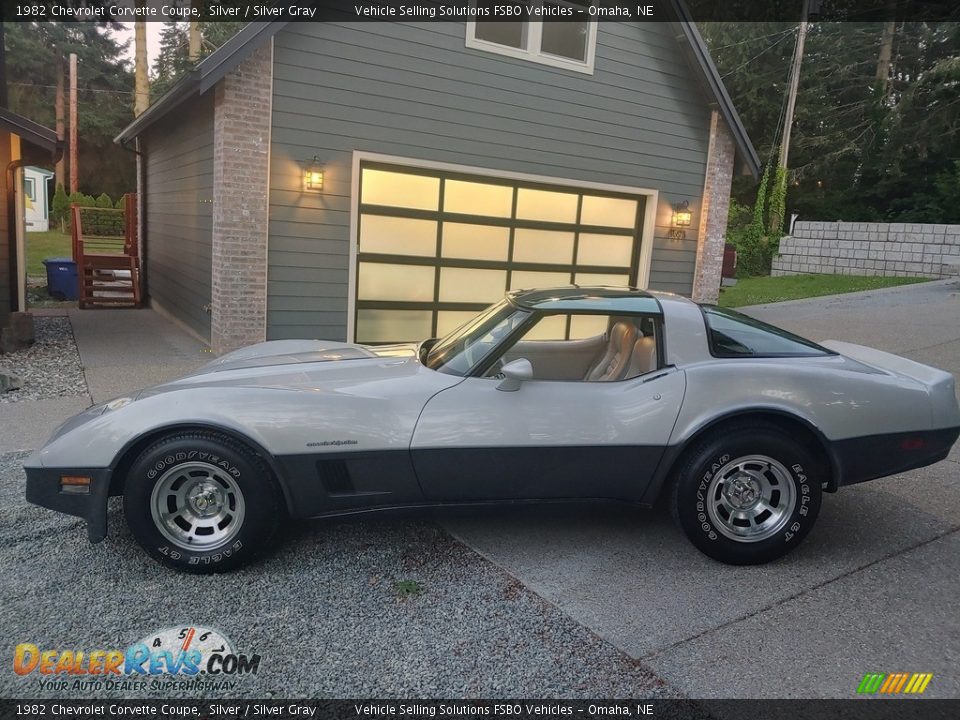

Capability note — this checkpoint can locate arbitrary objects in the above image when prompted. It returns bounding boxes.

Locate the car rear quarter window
[700,306,833,358]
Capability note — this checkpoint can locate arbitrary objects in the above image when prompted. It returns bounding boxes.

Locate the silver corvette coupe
[25,287,960,573]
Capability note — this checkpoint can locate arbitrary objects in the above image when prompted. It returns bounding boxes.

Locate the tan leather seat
[625,336,657,378]
[585,321,638,382]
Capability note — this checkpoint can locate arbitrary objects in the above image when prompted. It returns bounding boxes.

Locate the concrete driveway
[445,278,960,698]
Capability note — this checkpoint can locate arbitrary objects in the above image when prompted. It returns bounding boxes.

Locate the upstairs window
[467,0,598,74]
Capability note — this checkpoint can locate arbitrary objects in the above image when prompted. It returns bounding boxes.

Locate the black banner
[2,0,960,24]
[2,700,960,720]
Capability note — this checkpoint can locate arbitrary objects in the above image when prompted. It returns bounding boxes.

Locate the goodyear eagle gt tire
[123,431,282,573]
[672,423,823,565]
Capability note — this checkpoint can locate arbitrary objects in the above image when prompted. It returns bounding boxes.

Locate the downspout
[116,135,146,299]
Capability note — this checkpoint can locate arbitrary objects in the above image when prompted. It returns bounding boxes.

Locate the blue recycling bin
[43,257,79,301]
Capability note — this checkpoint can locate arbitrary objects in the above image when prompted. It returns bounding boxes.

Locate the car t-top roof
[508,287,662,315]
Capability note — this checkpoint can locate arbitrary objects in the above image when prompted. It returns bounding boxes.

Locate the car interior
[493,315,659,382]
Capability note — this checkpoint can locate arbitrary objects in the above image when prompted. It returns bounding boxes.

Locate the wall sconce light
[303,156,324,192]
[670,200,691,241]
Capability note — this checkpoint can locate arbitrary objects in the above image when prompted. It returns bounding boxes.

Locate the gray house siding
[142,95,215,341]
[268,21,711,341]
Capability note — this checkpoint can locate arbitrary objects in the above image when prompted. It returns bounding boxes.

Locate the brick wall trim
[210,39,273,354]
[692,111,736,304]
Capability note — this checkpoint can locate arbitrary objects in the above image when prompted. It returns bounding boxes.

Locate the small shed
[24,166,54,232]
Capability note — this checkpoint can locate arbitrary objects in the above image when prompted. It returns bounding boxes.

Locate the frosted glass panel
[570,314,609,339]
[361,169,439,210]
[357,310,432,343]
[359,215,437,257]
[523,315,568,341]
[439,268,507,303]
[359,262,435,302]
[442,223,510,261]
[436,310,478,337]
[512,229,574,264]
[576,233,634,267]
[444,180,513,217]
[510,270,571,290]
[516,188,578,223]
[580,196,638,228]
[575,272,630,287]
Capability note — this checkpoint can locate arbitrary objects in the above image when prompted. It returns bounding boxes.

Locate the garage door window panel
[357,164,645,343]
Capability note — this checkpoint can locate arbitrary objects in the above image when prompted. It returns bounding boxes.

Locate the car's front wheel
[123,431,282,573]
[671,423,823,565]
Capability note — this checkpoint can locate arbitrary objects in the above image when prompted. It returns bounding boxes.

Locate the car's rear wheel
[671,423,823,565]
[123,431,282,573]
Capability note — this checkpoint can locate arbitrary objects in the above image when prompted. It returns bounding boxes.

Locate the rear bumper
[833,426,960,487]
[24,464,113,543]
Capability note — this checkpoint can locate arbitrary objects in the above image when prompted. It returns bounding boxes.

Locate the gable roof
[0,106,61,154]
[115,9,760,178]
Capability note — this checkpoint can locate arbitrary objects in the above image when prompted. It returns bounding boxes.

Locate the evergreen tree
[151,21,191,99]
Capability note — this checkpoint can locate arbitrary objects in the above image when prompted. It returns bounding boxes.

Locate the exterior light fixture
[304,156,324,192]
[670,200,691,241]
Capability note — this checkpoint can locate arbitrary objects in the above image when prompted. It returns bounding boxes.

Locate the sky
[112,22,165,68]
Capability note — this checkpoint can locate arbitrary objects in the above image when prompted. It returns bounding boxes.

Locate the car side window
[701,306,832,357]
[486,313,659,382]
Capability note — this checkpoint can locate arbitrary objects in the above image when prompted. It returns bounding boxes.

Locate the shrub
[51,183,70,230]
[95,192,113,208]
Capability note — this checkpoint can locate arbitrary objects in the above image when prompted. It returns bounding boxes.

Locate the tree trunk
[875,18,897,99]
[134,19,149,117]
[188,21,201,60]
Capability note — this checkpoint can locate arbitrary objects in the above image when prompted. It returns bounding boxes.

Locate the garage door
[355,163,646,344]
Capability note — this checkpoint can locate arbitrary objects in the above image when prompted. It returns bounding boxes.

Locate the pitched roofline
[114,22,288,144]
[670,1,761,178]
[0,106,61,154]
[114,14,760,179]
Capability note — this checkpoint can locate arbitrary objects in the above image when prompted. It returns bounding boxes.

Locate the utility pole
[770,0,811,234]
[778,0,811,174]
[69,52,78,194]
[134,19,149,116]
[55,55,65,188]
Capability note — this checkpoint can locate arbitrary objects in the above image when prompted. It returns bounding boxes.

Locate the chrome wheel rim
[150,462,245,551]
[706,454,796,543]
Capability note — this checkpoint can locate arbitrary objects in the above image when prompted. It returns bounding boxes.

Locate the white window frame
[466,0,598,75]
[24,177,36,202]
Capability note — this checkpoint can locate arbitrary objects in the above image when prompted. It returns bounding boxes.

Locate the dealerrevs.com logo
[13,626,260,693]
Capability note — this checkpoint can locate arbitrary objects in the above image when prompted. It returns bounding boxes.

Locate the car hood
[137,340,426,397]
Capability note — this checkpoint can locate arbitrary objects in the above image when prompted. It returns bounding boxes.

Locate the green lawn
[25,230,71,276]
[718,273,929,308]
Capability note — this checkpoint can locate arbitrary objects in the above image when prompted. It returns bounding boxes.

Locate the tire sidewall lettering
[695,454,729,541]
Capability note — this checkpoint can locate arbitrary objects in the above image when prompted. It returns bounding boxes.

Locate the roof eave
[114,21,287,145]
[670,2,761,179]
[0,107,61,154]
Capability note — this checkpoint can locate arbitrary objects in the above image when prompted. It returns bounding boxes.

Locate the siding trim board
[346,150,658,343]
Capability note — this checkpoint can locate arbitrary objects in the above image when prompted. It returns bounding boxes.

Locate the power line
[9,82,133,95]
[720,28,797,80]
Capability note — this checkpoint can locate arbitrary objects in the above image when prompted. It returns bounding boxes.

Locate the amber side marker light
[61,476,91,494]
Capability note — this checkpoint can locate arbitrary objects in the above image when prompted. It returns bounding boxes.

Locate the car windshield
[701,305,832,357]
[424,300,531,375]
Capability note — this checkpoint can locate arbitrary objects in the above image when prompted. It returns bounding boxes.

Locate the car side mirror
[497,358,533,392]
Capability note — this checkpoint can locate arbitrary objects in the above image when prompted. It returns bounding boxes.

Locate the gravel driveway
[0,450,678,699]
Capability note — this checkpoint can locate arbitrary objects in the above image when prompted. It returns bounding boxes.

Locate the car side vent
[317,459,355,495]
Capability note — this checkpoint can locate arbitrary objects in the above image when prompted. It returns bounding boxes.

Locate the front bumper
[24,464,113,542]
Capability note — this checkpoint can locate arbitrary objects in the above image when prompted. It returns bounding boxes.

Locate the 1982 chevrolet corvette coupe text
[25,287,960,572]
